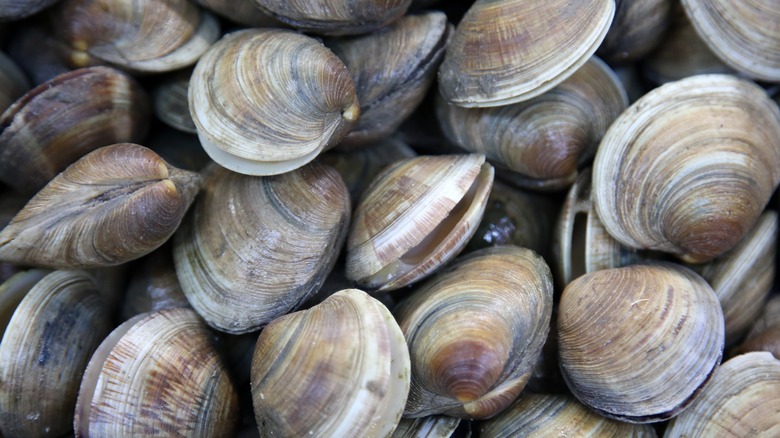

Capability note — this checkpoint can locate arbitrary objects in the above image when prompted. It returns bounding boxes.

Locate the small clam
[75,308,239,437]
[558,263,724,423]
[438,0,615,107]
[174,162,350,334]
[0,67,150,194]
[189,28,359,176]
[665,352,780,436]
[346,154,493,291]
[53,0,220,73]
[251,289,410,437]
[0,270,113,438]
[593,74,780,263]
[0,144,201,269]
[395,246,553,419]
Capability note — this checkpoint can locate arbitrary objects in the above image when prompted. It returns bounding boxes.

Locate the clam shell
[438,0,615,107]
[665,352,780,436]
[152,68,196,134]
[251,289,410,437]
[391,416,460,438]
[0,144,201,269]
[120,245,189,322]
[252,0,412,35]
[174,162,350,334]
[0,0,58,20]
[346,154,493,291]
[0,270,112,438]
[593,74,780,263]
[558,263,724,423]
[189,28,359,176]
[0,67,150,195]
[395,246,553,419]
[75,308,239,437]
[597,0,672,64]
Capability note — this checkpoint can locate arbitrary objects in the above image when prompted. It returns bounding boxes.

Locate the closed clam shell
[438,56,627,189]
[682,0,780,81]
[0,67,150,195]
[478,394,657,438]
[75,308,239,437]
[395,246,553,419]
[665,352,780,436]
[54,0,220,73]
[558,263,724,423]
[327,11,451,148]
[346,154,494,291]
[0,144,202,269]
[438,0,615,107]
[251,0,412,35]
[593,74,780,263]
[251,289,410,437]
[174,162,350,334]
[189,28,359,176]
[0,270,113,438]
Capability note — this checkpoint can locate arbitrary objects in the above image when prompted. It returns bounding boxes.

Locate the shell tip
[342,102,360,122]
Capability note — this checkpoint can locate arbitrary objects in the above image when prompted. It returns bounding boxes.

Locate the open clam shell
[346,154,493,291]
[251,289,410,437]
[593,74,780,263]
[558,263,724,423]
[189,28,359,176]
[438,0,615,107]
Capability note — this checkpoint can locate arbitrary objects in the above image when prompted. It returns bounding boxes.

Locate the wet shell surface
[395,246,553,419]
[558,263,724,423]
[75,308,239,437]
[174,162,350,334]
[0,144,201,269]
[592,74,780,263]
[346,154,493,291]
[189,28,359,176]
[438,0,615,107]
[252,0,412,35]
[251,289,410,437]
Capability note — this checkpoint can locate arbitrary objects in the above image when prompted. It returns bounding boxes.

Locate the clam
[346,154,494,291]
[0,51,27,114]
[682,0,780,81]
[478,394,657,437]
[53,0,220,74]
[0,270,113,438]
[327,11,451,148]
[251,289,410,437]
[438,0,615,107]
[558,263,725,423]
[251,0,412,35]
[0,67,150,195]
[189,28,359,176]
[665,352,780,436]
[173,162,350,334]
[152,68,197,134]
[593,74,780,263]
[437,56,627,190]
[75,308,239,437]
[0,143,201,269]
[391,416,460,438]
[597,0,672,64]
[394,246,553,419]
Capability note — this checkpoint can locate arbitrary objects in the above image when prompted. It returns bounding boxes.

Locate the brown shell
[597,0,672,64]
[0,144,201,269]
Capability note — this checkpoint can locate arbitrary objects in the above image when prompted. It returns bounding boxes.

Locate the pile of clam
[0,0,779,436]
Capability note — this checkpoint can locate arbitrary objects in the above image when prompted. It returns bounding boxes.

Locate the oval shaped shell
[252,0,412,35]
[593,74,780,263]
[189,28,359,176]
[0,144,202,269]
[438,56,627,188]
[395,246,553,419]
[346,154,493,291]
[75,308,239,437]
[0,67,150,195]
[558,263,724,423]
[665,352,780,436]
[174,162,350,334]
[251,289,410,437]
[54,0,220,73]
[682,0,780,81]
[0,270,112,438]
[478,394,657,438]
[438,0,615,107]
